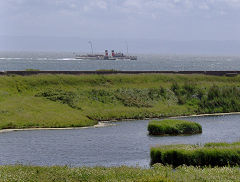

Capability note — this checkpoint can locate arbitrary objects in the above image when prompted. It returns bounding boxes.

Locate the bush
[198,86,240,113]
[148,119,202,135]
[170,82,204,105]
[151,142,240,167]
[36,88,81,110]
[88,88,168,107]
[89,89,116,104]
[115,88,153,107]
[169,82,240,113]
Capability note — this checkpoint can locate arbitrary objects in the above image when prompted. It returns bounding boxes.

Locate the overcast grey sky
[1,0,240,53]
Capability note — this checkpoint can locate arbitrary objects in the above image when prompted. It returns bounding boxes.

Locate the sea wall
[0,70,239,76]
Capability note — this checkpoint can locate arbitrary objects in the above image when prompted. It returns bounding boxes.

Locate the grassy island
[1,73,240,129]
[151,142,240,167]
[148,119,202,135]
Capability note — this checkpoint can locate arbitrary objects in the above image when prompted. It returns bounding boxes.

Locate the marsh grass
[1,74,240,129]
[148,119,202,135]
[0,164,239,182]
[151,142,240,167]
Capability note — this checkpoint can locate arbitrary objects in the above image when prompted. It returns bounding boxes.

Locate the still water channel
[0,114,239,167]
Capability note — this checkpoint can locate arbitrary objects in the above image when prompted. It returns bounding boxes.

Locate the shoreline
[0,112,240,134]
[169,112,240,118]
[0,121,115,134]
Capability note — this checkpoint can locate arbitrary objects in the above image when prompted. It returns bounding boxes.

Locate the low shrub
[35,88,81,110]
[115,88,153,107]
[89,89,116,104]
[151,142,240,167]
[88,88,168,108]
[148,119,202,135]
[198,86,240,113]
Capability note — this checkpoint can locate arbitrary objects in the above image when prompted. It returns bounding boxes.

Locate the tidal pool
[0,114,239,167]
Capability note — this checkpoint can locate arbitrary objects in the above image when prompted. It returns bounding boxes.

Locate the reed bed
[151,142,240,167]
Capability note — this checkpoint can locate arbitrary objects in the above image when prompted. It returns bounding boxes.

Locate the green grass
[148,119,202,135]
[151,142,240,167]
[1,74,240,129]
[0,96,95,129]
[0,164,239,182]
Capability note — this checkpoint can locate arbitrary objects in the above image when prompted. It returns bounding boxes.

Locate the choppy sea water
[1,51,240,71]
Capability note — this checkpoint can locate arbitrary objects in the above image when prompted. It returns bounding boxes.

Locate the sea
[0,51,240,71]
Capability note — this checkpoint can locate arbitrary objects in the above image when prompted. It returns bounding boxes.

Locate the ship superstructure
[111,50,137,60]
[76,50,137,60]
[75,41,137,60]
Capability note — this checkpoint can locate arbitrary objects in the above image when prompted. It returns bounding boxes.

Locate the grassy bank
[151,142,240,167]
[1,74,240,129]
[0,164,239,182]
[148,119,202,135]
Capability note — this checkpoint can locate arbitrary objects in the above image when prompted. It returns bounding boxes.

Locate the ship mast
[88,41,93,55]
[125,41,129,55]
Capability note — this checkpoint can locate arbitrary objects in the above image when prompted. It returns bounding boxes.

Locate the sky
[1,0,240,54]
